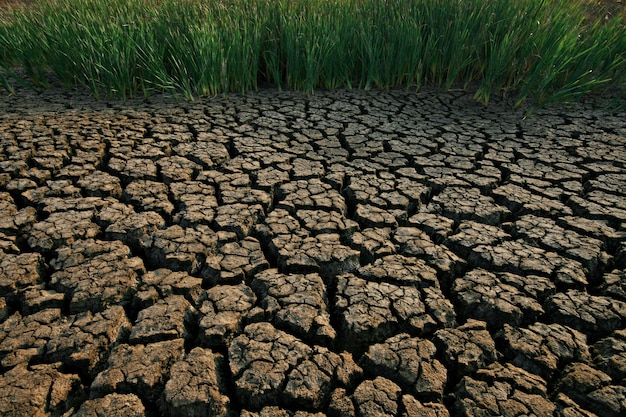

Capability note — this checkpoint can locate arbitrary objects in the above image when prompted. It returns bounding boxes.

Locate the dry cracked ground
[0,85,625,417]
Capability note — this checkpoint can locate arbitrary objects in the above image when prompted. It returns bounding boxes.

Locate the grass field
[0,0,624,109]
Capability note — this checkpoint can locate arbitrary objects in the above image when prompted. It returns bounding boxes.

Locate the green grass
[0,0,624,108]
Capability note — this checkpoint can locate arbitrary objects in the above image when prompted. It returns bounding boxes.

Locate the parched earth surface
[0,85,625,417]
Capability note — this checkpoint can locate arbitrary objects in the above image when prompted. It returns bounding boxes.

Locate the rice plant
[0,0,623,107]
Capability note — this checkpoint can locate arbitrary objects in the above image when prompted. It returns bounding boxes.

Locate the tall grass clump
[276,0,357,91]
[0,11,13,93]
[0,0,624,107]
[0,0,171,98]
[504,0,625,108]
[355,0,425,90]
[156,0,265,98]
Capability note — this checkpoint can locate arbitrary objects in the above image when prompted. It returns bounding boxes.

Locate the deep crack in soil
[1,85,625,417]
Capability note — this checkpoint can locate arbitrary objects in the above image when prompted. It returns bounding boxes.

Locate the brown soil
[0,0,31,9]
[583,0,626,22]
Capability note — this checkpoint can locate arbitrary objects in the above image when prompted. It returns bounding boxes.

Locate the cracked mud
[1,86,625,417]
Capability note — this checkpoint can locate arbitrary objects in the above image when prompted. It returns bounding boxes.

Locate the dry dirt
[0,81,625,416]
